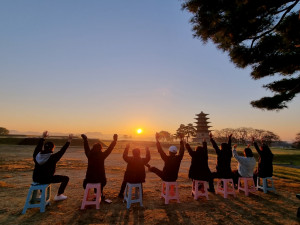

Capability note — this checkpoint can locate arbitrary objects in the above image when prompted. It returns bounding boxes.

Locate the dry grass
[0,144,299,225]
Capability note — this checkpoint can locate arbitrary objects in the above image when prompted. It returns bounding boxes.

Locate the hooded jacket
[123,147,150,183]
[32,138,70,183]
[157,140,185,182]
[83,138,116,183]
[186,141,212,181]
[232,148,256,177]
[253,142,273,177]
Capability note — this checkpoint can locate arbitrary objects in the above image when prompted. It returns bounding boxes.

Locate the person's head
[92,143,102,152]
[221,143,229,151]
[195,146,204,152]
[132,148,141,158]
[169,146,177,156]
[244,147,253,157]
[44,142,55,153]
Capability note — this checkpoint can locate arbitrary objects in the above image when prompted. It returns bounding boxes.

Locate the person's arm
[156,133,167,161]
[209,133,220,154]
[33,131,48,159]
[81,134,90,158]
[103,134,118,159]
[185,143,194,157]
[52,134,73,162]
[203,139,208,159]
[252,137,261,155]
[123,144,130,163]
[178,139,185,160]
[143,147,151,164]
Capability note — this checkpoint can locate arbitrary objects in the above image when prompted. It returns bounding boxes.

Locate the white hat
[169,146,178,153]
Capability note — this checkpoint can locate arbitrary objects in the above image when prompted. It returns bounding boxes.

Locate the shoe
[54,194,67,201]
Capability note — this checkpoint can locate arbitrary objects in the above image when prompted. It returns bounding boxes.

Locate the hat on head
[169,146,178,153]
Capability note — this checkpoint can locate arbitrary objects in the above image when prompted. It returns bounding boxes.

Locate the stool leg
[224,181,228,198]
[22,187,33,214]
[81,188,89,210]
[165,184,170,204]
[40,187,46,213]
[176,184,180,203]
[139,185,143,207]
[263,178,268,193]
[127,186,132,209]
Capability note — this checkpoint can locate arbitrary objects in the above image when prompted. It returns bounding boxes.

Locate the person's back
[85,150,106,183]
[148,133,184,182]
[253,140,273,177]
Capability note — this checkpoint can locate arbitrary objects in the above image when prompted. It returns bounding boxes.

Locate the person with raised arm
[209,132,233,188]
[185,139,215,191]
[252,137,274,185]
[32,131,73,201]
[232,144,256,188]
[81,133,118,200]
[118,144,150,198]
[147,133,184,182]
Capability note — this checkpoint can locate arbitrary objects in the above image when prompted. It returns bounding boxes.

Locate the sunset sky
[1,1,299,141]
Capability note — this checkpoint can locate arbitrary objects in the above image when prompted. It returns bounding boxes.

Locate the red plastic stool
[81,183,101,209]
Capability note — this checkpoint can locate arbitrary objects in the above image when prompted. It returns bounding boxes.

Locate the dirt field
[0,143,300,225]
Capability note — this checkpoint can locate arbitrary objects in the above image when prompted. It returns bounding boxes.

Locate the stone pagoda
[192,111,212,142]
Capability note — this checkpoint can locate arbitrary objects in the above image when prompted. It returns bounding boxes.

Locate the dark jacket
[254,142,273,177]
[210,136,232,178]
[157,141,184,182]
[33,138,70,183]
[123,147,150,183]
[186,141,212,181]
[84,139,116,183]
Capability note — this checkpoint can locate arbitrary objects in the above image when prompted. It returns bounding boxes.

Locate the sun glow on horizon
[137,128,143,134]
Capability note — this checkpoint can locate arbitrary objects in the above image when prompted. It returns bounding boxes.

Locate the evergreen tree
[182,0,300,110]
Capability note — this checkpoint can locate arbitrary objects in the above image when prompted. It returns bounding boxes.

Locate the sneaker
[54,194,68,201]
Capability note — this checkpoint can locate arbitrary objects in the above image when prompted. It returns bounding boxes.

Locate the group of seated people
[31,131,273,201]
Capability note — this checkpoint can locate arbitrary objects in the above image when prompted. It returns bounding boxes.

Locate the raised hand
[42,131,49,138]
[68,134,73,142]
[155,132,160,142]
[113,134,118,141]
[81,134,87,140]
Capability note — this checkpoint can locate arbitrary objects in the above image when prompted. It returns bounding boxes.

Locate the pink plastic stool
[238,177,256,196]
[216,178,236,198]
[161,181,180,204]
[81,183,101,210]
[192,180,209,200]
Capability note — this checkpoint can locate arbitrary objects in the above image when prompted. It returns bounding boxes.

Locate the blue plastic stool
[123,183,143,209]
[257,177,276,193]
[22,183,51,214]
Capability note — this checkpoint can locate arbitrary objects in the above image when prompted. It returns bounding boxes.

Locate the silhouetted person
[118,144,150,198]
[252,137,273,185]
[81,133,117,200]
[147,133,184,182]
[33,131,73,201]
[232,144,256,187]
[185,139,215,192]
[210,132,233,185]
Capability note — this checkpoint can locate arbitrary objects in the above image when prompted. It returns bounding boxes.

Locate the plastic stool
[238,177,256,196]
[22,183,51,214]
[192,180,209,200]
[161,181,180,204]
[216,178,236,198]
[257,177,276,193]
[123,183,143,209]
[81,183,101,209]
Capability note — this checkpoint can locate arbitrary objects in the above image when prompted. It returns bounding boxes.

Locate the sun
[137,128,143,134]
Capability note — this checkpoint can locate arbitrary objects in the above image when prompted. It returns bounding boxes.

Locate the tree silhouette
[182,0,300,110]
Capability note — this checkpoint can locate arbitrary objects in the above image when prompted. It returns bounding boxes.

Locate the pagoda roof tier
[196,112,209,116]
[194,118,210,120]
[195,121,211,124]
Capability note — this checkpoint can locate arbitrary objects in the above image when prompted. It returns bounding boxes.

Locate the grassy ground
[0,142,300,225]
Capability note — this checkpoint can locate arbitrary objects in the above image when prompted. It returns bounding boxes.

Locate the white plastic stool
[123,183,143,209]
[161,181,180,204]
[257,177,276,193]
[216,178,236,198]
[238,177,256,196]
[192,180,209,200]
[81,183,101,209]
[22,183,51,214]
